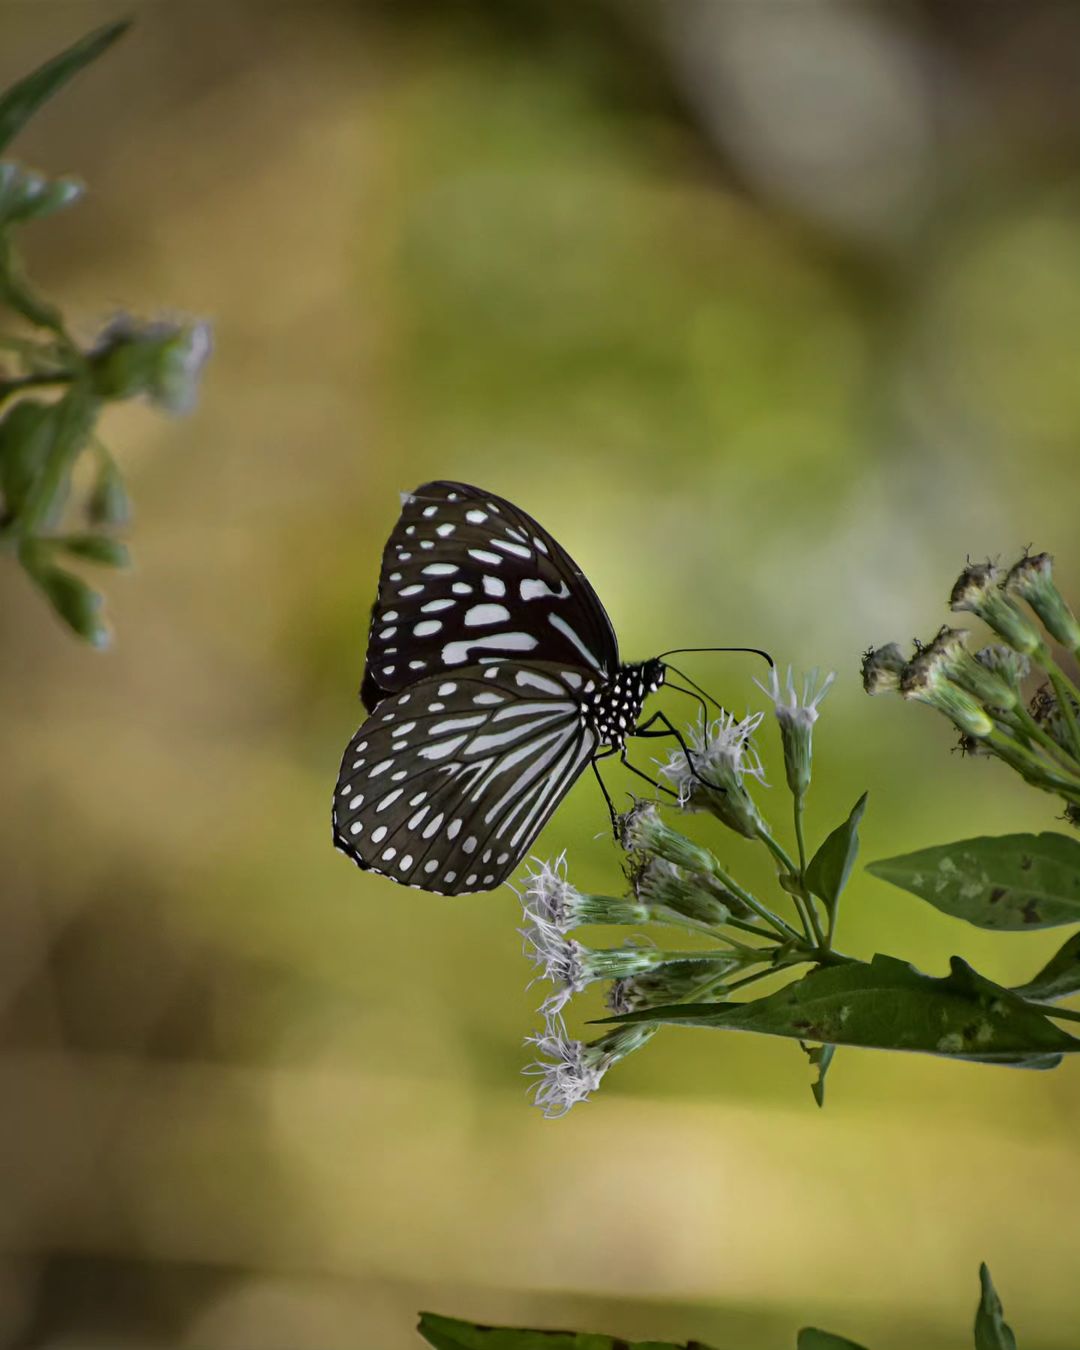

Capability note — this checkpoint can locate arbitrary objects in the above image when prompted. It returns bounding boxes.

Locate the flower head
[90,315,213,415]
[518,854,648,934]
[755,666,836,796]
[520,910,668,1014]
[976,644,1031,691]
[949,561,1047,657]
[523,1015,657,1117]
[861,643,907,695]
[1004,552,1080,653]
[658,713,766,837]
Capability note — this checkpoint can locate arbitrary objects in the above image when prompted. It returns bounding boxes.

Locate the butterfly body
[333,482,672,896]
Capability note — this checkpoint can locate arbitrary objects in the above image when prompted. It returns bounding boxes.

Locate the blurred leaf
[57,532,129,567]
[974,1265,1018,1350]
[806,790,867,913]
[19,542,108,646]
[797,1331,870,1350]
[417,1314,719,1350]
[867,833,1080,930]
[0,397,51,518]
[605,954,1080,1063]
[801,1041,835,1108]
[0,163,83,227]
[0,20,130,154]
[1012,932,1080,1003]
[87,454,131,526]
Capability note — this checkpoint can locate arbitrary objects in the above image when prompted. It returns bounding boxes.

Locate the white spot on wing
[414,620,442,637]
[423,563,458,576]
[468,549,501,566]
[482,576,506,597]
[465,603,510,627]
[442,632,538,665]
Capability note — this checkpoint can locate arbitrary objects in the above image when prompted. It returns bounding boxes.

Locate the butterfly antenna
[658,644,774,669]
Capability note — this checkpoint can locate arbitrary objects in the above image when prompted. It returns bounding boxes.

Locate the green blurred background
[3,2,1080,1346]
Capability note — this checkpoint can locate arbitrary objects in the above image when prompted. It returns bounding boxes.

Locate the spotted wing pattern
[334,661,599,895]
[360,481,619,713]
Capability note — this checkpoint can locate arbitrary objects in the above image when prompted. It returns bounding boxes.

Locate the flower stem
[1007,705,1080,777]
[1045,659,1080,764]
[704,856,802,944]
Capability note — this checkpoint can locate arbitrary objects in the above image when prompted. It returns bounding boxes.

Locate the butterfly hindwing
[334,660,600,895]
[361,481,619,712]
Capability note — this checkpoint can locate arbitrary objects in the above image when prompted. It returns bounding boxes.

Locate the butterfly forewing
[334,661,599,894]
[361,481,619,712]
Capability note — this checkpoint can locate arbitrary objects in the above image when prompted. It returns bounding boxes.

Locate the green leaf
[797,1331,870,1350]
[0,20,131,155]
[806,792,868,910]
[0,397,51,518]
[974,1265,1018,1350]
[604,954,1080,1064]
[19,546,108,646]
[801,1042,835,1108]
[417,1314,720,1350]
[1012,932,1080,1003]
[866,833,1080,930]
[57,532,129,567]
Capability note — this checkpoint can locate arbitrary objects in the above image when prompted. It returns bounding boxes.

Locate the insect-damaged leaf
[417,1314,720,1350]
[603,954,1080,1064]
[974,1265,1018,1350]
[797,1331,870,1350]
[866,833,1080,930]
[1012,932,1080,1003]
[800,1042,835,1108]
[806,792,867,911]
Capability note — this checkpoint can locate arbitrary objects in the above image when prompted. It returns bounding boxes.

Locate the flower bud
[861,643,906,695]
[975,645,1030,691]
[631,857,731,928]
[901,644,995,738]
[949,562,1047,656]
[607,957,739,1013]
[755,666,835,796]
[620,801,718,873]
[926,627,1018,711]
[1004,553,1080,653]
[0,163,83,226]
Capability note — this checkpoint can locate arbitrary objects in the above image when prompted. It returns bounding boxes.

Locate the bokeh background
[3,2,1080,1346]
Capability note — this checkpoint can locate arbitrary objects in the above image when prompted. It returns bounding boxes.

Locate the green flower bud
[755,665,835,796]
[607,957,739,1014]
[1004,553,1080,653]
[620,802,718,873]
[87,457,131,527]
[975,645,1030,692]
[949,562,1047,657]
[631,857,731,928]
[861,643,907,694]
[0,163,83,226]
[901,644,994,738]
[19,543,109,647]
[927,627,1018,711]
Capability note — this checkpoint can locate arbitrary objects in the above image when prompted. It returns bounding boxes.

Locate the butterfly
[332,480,729,896]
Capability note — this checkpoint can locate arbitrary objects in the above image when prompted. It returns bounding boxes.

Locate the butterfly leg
[630,711,728,795]
[618,744,680,799]
[591,749,620,836]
